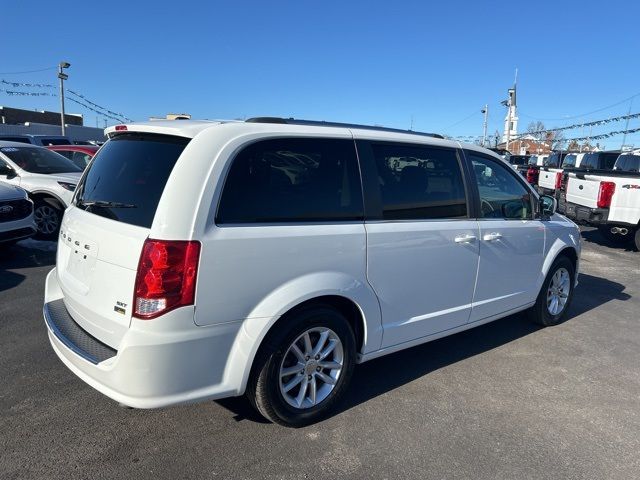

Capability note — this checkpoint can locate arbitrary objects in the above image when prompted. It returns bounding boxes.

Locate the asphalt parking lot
[1,228,639,480]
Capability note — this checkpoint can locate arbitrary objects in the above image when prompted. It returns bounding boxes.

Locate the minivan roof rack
[245,117,445,139]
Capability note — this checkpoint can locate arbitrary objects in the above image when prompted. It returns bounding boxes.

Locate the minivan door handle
[454,234,477,244]
[483,232,503,242]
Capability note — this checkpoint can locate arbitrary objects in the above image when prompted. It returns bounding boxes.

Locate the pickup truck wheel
[634,228,640,251]
[33,200,62,240]
[247,306,356,427]
[528,256,575,327]
[598,226,632,245]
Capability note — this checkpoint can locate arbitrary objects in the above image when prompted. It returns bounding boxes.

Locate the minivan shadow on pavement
[0,242,56,270]
[217,271,630,425]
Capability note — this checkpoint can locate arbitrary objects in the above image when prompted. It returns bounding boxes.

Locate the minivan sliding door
[357,141,480,348]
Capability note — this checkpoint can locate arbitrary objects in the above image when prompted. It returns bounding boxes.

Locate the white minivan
[44,118,581,426]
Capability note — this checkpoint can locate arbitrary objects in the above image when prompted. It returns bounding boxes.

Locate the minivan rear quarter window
[217,138,364,224]
[74,133,189,228]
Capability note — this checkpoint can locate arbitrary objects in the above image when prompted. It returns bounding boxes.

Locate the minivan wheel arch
[540,244,578,289]
[244,295,366,390]
[274,296,366,354]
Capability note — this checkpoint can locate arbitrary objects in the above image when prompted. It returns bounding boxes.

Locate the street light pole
[58,61,70,136]
[481,104,488,147]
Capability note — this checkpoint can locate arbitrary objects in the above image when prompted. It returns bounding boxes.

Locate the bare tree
[526,121,546,142]
[526,121,565,151]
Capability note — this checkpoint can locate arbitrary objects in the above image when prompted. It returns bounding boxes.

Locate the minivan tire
[634,228,640,252]
[528,255,575,326]
[247,306,356,427]
[33,199,62,240]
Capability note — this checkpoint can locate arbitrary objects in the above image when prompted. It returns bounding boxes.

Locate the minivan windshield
[74,133,189,228]
[0,146,81,174]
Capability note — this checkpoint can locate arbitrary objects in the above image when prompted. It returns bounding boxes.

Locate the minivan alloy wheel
[34,205,59,235]
[279,327,344,409]
[546,267,570,315]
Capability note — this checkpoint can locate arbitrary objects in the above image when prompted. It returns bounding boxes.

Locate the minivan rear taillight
[554,172,562,189]
[596,181,616,209]
[133,239,201,319]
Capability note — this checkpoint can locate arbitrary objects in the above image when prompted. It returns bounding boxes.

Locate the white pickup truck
[538,152,572,197]
[564,151,640,250]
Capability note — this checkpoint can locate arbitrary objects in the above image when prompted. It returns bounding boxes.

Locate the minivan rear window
[74,133,189,228]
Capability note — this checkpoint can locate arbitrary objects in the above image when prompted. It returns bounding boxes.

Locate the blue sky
[2,0,639,148]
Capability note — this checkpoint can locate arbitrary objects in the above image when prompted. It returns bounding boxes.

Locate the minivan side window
[467,153,533,220]
[368,143,467,220]
[217,138,364,224]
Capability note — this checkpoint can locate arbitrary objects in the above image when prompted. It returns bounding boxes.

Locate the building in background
[0,105,105,143]
[149,113,191,121]
[0,106,83,126]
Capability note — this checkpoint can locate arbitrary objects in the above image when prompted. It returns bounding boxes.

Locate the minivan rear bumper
[44,268,246,408]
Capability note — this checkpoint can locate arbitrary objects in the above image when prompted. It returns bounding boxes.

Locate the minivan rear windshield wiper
[77,200,137,209]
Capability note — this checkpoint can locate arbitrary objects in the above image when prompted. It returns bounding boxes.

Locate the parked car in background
[0,141,82,239]
[44,118,581,427]
[47,145,99,169]
[578,150,620,170]
[0,134,72,146]
[488,147,510,161]
[0,182,36,246]
[564,150,640,250]
[613,150,640,172]
[508,154,530,176]
[557,153,586,213]
[538,152,571,197]
[562,152,586,170]
[525,154,548,185]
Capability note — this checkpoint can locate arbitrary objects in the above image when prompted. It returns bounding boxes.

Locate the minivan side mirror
[539,195,557,218]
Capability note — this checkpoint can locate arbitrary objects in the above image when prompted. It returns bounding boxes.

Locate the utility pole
[57,61,71,136]
[481,104,488,147]
[620,98,634,151]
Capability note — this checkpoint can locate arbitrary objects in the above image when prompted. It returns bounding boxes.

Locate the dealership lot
[1,228,639,480]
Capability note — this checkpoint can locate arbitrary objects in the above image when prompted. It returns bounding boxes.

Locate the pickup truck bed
[564,168,640,249]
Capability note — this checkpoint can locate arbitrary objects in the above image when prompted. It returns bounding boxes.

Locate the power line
[0,85,132,123]
[67,89,132,122]
[2,79,54,88]
[442,110,481,131]
[450,126,640,144]
[0,66,57,75]
[66,97,128,123]
[518,92,640,122]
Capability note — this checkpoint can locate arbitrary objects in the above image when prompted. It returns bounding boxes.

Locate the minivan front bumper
[44,268,247,408]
